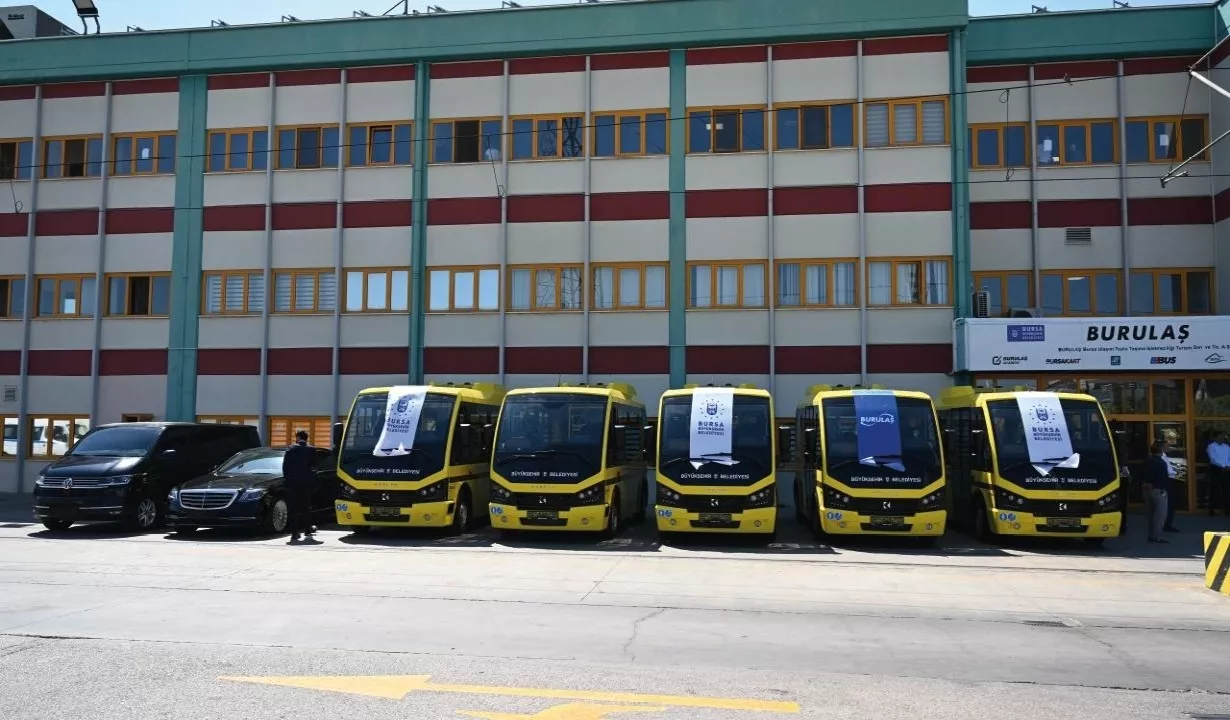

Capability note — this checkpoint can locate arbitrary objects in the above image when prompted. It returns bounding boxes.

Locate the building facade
[1,0,1228,505]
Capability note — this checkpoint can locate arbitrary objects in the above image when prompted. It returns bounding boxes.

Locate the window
[276,125,341,170]
[867,258,951,306]
[775,103,856,150]
[1034,120,1116,166]
[42,136,104,178]
[774,260,858,307]
[347,122,413,167]
[198,416,259,427]
[592,263,667,311]
[1125,116,1208,163]
[105,274,171,317]
[112,133,177,176]
[431,118,503,163]
[607,403,646,466]
[450,401,497,466]
[272,269,337,313]
[268,416,332,448]
[968,123,1029,169]
[121,414,155,423]
[0,277,26,319]
[865,98,947,148]
[687,107,766,154]
[687,261,767,308]
[1039,270,1120,316]
[593,110,669,157]
[427,266,500,312]
[27,415,91,458]
[344,269,410,313]
[2,415,17,458]
[508,265,582,311]
[202,271,266,315]
[1129,269,1214,316]
[35,275,96,318]
[973,271,1032,316]
[509,114,585,160]
[207,128,270,173]
[0,138,34,181]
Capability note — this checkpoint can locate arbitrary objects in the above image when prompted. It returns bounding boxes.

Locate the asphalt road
[1,503,1228,720]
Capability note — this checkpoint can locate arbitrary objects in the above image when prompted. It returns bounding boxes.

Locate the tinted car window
[69,426,161,457]
[219,449,286,474]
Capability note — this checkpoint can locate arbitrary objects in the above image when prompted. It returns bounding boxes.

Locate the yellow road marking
[220,675,799,713]
[458,702,667,719]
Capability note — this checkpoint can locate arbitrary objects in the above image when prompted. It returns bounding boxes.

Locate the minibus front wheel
[604,492,622,539]
[452,487,473,534]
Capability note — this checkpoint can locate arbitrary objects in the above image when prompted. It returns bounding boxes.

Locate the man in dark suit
[282,430,317,542]
[1141,441,1170,544]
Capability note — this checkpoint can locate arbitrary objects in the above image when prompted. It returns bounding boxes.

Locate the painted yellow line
[220,675,800,713]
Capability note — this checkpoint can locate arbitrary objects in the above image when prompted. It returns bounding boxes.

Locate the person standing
[281,429,317,543]
[1208,432,1230,517]
[1141,441,1170,544]
[1159,441,1181,533]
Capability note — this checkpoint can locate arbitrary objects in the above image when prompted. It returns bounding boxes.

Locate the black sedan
[166,446,337,535]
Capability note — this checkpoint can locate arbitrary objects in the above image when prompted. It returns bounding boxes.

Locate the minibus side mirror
[332,422,344,448]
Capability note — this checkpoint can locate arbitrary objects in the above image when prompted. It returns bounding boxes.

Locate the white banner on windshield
[1015,392,1079,476]
[373,385,429,457]
[689,389,735,466]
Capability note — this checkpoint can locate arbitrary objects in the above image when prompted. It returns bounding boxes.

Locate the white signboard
[373,385,429,457]
[689,389,735,465]
[957,316,1230,373]
[1015,392,1079,476]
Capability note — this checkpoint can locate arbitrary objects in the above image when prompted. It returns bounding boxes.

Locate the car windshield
[338,391,455,480]
[822,396,942,485]
[67,426,161,457]
[494,393,608,464]
[658,395,772,485]
[218,450,286,475]
[988,397,1115,478]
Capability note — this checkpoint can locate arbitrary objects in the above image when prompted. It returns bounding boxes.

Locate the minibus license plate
[1045,517,1081,529]
[699,513,732,523]
[527,510,558,521]
[870,516,906,527]
[369,507,401,518]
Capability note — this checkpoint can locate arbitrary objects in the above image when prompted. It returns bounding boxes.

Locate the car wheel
[452,488,472,535]
[42,519,72,532]
[263,497,289,535]
[603,493,622,539]
[126,494,161,532]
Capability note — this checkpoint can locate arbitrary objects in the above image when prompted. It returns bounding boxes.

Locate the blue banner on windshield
[852,390,903,471]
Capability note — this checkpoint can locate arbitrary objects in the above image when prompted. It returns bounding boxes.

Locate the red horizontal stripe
[425,347,498,374]
[687,345,769,375]
[507,194,584,223]
[686,46,767,66]
[776,346,861,374]
[348,65,415,83]
[0,213,28,237]
[204,205,266,232]
[275,69,341,86]
[967,65,1029,83]
[339,347,408,375]
[0,85,37,101]
[208,73,269,90]
[1034,60,1117,81]
[1213,41,1230,69]
[590,192,669,221]
[867,344,951,374]
[590,51,669,71]
[432,60,504,79]
[342,200,412,229]
[1216,187,1230,223]
[268,348,332,375]
[41,81,106,99]
[100,350,167,376]
[36,209,99,236]
[1038,199,1119,228]
[772,40,857,60]
[197,349,260,375]
[774,186,857,215]
[587,346,669,375]
[112,78,179,95]
[427,197,501,225]
[686,189,768,219]
[0,350,19,375]
[505,346,583,374]
[1127,196,1212,226]
[272,202,336,231]
[510,56,586,75]
[105,207,174,235]
[970,200,1031,230]
[27,350,90,376]
[1124,57,1198,76]
[865,183,951,213]
[864,35,948,56]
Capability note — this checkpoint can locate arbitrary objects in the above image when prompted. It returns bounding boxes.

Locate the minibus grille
[356,490,420,507]
[1026,499,1097,517]
[836,496,921,515]
[513,493,576,511]
[674,494,747,512]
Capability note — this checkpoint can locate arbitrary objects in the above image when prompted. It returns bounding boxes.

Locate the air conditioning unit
[972,291,991,318]
[1007,307,1044,318]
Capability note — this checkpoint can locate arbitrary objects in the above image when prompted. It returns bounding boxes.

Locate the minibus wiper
[828,454,906,472]
[999,454,1081,473]
[370,445,436,462]
[661,452,741,467]
[505,448,590,462]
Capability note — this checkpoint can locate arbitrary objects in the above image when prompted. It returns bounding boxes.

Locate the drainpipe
[857,40,868,386]
[15,86,43,492]
[1116,61,1131,316]
[331,70,348,432]
[257,73,276,442]
[89,82,114,423]
[498,60,510,384]
[1028,65,1041,309]
[766,46,776,399]
[582,55,593,383]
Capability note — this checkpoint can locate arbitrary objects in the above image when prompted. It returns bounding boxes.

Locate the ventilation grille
[972,290,991,318]
[1064,227,1093,245]
[2,386,15,403]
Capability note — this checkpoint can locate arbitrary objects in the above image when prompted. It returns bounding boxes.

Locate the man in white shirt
[1159,443,1180,533]
[1208,432,1230,517]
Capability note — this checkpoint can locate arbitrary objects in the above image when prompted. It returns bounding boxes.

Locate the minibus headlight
[338,482,359,499]
[1096,491,1120,509]
[994,488,1028,510]
[822,487,851,509]
[490,482,513,504]
[575,484,605,506]
[416,481,448,502]
[746,486,775,508]
[919,488,946,510]
[657,486,682,505]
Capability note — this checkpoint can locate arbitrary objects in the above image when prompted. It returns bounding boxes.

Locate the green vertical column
[409,61,431,384]
[668,49,687,389]
[165,74,207,421]
[949,29,972,384]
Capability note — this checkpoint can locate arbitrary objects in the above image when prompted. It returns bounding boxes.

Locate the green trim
[1218,0,1230,42]
[967,5,1214,65]
[409,61,430,384]
[949,28,971,378]
[165,74,207,421]
[668,49,686,389]
[0,0,965,84]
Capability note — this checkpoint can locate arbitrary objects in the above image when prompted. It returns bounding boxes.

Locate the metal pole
[765,46,776,399]
[581,55,593,384]
[331,70,348,435]
[258,72,275,442]
[15,86,43,492]
[89,82,114,423]
[1028,65,1040,310]
[498,60,510,385]
[1116,61,1130,316]
[857,40,867,386]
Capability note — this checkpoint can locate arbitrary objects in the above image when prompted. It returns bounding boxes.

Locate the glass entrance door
[1111,420,1150,506]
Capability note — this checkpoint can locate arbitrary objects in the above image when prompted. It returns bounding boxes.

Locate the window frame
[972,271,1034,316]
[34,274,97,318]
[590,262,669,311]
[507,113,586,161]
[271,269,337,314]
[40,134,104,179]
[1125,115,1209,164]
[864,96,950,148]
[104,272,172,318]
[1,414,17,459]
[426,265,502,313]
[1038,269,1123,316]
[274,124,341,170]
[111,132,177,176]
[772,101,859,151]
[201,270,266,315]
[968,122,1031,169]
[685,260,769,309]
[197,415,259,426]
[1033,118,1118,166]
[267,416,332,448]
[0,276,27,320]
[865,256,953,307]
[0,137,35,181]
[345,121,414,167]
[685,105,769,155]
[591,108,671,157]
[342,267,411,313]
[507,264,585,312]
[1129,267,1216,316]
[428,116,504,164]
[772,258,860,308]
[206,127,270,173]
[26,415,91,459]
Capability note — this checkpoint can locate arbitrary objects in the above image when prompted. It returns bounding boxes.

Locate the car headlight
[657,485,682,505]
[822,487,851,509]
[575,484,605,506]
[919,488,946,510]
[416,481,448,502]
[995,488,1028,509]
[490,482,513,504]
[102,475,134,487]
[338,482,359,499]
[1096,491,1120,509]
[168,487,179,502]
[239,488,266,502]
[746,486,775,509]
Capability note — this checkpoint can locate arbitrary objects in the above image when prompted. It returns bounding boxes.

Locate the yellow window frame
[685,260,769,309]
[1039,269,1122,316]
[104,272,172,317]
[111,133,174,176]
[205,128,267,173]
[590,108,671,157]
[685,105,769,154]
[34,274,96,318]
[40,134,103,179]
[345,121,413,167]
[864,96,949,148]
[272,268,335,314]
[0,137,33,180]
[268,416,333,448]
[201,270,264,315]
[972,271,1034,314]
[426,265,501,312]
[772,101,859,151]
[0,275,25,320]
[865,256,953,307]
[589,262,669,311]
[507,113,586,160]
[1129,267,1216,316]
[428,116,503,164]
[773,258,860,308]
[1127,116,1209,163]
[1034,119,1118,166]
[969,123,1031,169]
[197,415,259,426]
[274,124,339,170]
[25,415,91,459]
[343,267,411,313]
[506,264,584,312]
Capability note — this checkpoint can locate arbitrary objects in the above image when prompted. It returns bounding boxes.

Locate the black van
[32,422,261,532]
